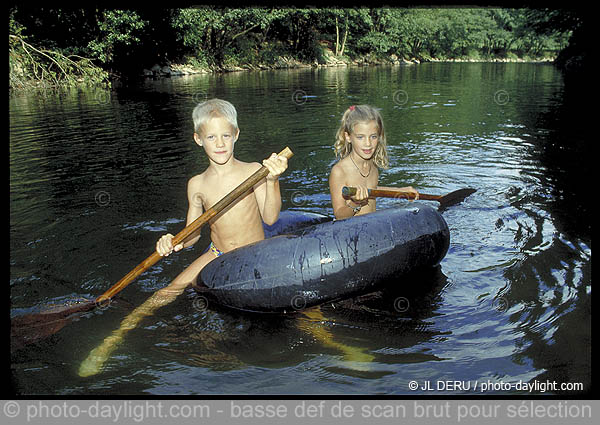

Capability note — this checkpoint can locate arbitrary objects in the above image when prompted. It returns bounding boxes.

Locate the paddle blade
[11,300,95,350]
[437,188,476,209]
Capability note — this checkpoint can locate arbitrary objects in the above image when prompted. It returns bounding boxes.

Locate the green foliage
[9,8,26,38]
[9,34,110,90]
[9,6,580,89]
[87,10,147,64]
[171,7,286,67]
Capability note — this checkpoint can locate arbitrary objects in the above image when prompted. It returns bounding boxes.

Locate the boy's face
[194,116,239,165]
[345,120,379,160]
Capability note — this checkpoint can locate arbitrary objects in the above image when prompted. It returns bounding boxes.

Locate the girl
[329,104,418,219]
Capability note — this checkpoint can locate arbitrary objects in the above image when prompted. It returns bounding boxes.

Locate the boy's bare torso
[190,159,266,252]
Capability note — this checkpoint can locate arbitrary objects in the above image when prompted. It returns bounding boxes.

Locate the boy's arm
[254,153,288,225]
[156,177,204,257]
[182,177,205,247]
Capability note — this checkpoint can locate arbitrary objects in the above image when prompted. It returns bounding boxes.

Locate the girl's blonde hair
[192,98,238,134]
[334,105,389,169]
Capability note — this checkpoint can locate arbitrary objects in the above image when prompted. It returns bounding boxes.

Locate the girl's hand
[404,186,420,201]
[263,153,288,181]
[350,185,370,205]
[156,233,184,257]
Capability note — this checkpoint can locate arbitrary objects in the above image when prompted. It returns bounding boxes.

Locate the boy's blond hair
[334,105,389,169]
[193,98,238,134]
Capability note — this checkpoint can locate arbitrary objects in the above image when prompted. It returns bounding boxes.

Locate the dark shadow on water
[501,70,592,395]
[525,70,590,241]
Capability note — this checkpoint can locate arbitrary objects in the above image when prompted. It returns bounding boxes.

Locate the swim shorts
[209,242,224,257]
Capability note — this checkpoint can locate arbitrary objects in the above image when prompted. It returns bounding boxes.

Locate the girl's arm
[329,165,369,219]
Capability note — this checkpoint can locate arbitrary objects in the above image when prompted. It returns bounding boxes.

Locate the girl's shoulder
[331,156,347,171]
[334,155,352,166]
[330,157,352,179]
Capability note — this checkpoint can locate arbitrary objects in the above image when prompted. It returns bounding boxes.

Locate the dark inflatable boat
[196,206,450,313]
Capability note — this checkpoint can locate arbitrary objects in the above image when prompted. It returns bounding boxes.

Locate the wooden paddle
[11,147,294,349]
[342,186,476,208]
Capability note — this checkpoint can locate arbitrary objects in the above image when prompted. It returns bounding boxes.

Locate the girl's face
[194,116,239,165]
[345,120,379,160]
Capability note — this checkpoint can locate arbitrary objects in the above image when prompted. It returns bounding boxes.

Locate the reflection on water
[10,63,590,395]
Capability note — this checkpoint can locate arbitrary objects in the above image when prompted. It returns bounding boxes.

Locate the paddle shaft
[342,186,440,201]
[95,147,293,303]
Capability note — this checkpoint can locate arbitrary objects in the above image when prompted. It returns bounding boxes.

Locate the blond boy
[79,99,287,376]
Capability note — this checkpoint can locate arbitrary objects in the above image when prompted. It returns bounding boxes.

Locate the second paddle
[342,186,476,208]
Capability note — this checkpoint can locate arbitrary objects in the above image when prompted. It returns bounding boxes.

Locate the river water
[10,63,590,395]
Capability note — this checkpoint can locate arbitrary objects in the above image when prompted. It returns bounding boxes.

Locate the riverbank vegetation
[9,7,584,91]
